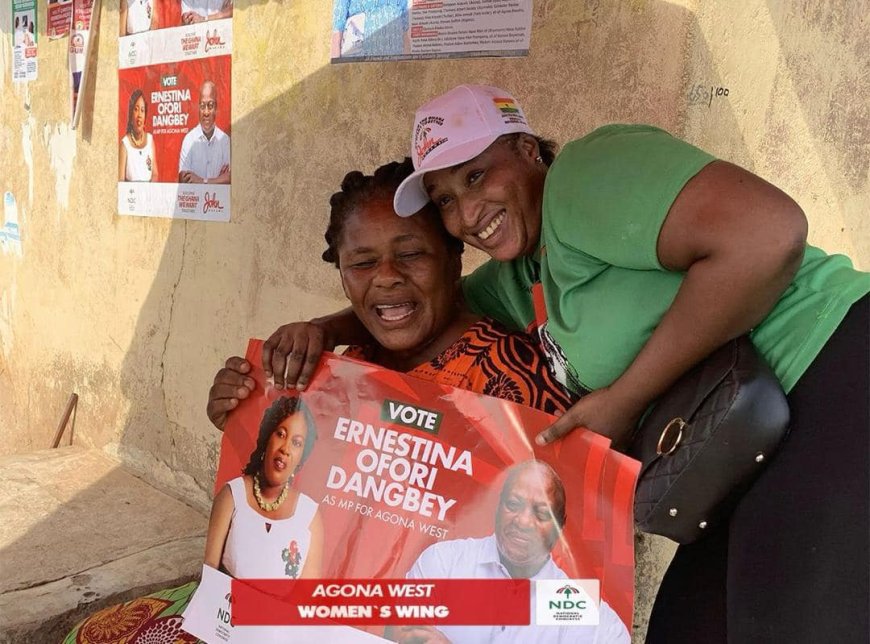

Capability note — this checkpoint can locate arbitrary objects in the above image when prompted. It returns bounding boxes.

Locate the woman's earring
[535,156,543,164]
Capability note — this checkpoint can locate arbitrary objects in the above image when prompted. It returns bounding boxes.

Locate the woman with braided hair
[119,89,159,183]
[206,157,577,431]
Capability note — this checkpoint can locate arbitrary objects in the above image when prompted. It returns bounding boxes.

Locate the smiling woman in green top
[265,85,868,644]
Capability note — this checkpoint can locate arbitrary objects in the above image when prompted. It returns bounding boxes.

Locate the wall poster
[69,0,99,127]
[47,0,73,39]
[12,0,38,82]
[331,0,533,63]
[117,0,232,221]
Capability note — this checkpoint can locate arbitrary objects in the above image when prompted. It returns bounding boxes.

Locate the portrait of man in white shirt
[401,460,630,644]
[178,80,230,185]
[180,0,232,24]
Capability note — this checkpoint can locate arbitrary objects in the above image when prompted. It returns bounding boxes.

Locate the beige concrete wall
[0,0,702,482]
[684,0,868,262]
[0,0,866,636]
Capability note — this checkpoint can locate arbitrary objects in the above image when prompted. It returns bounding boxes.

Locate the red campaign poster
[47,0,73,39]
[183,340,639,643]
[118,7,232,220]
[117,56,231,183]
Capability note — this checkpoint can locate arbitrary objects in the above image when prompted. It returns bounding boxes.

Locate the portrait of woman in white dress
[118,89,158,183]
[204,394,323,579]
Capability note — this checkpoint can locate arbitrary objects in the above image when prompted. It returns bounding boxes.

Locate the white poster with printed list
[331,0,532,63]
[12,0,38,81]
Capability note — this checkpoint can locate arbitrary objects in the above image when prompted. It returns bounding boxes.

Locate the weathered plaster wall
[0,0,702,484]
[684,0,868,261]
[1,0,866,637]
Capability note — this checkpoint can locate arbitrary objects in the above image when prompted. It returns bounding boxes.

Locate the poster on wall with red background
[47,0,72,39]
[117,1,232,220]
[182,340,639,643]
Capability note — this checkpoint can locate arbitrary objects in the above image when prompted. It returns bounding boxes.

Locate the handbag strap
[528,245,548,334]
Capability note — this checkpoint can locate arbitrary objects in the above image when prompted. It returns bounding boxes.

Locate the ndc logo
[535,579,600,626]
[216,592,232,624]
[161,74,178,87]
[381,399,442,434]
[549,584,587,610]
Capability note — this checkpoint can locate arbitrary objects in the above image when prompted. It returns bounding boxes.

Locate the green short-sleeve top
[463,124,870,394]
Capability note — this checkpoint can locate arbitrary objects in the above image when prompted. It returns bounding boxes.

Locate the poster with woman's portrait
[118,1,232,220]
[182,339,639,643]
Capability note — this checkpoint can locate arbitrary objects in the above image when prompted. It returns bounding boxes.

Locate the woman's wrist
[607,373,660,421]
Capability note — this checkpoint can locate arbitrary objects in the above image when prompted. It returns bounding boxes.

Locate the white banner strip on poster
[118,182,230,222]
[119,19,233,69]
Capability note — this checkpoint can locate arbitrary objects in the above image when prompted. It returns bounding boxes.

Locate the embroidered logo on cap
[414,115,448,165]
[493,97,528,126]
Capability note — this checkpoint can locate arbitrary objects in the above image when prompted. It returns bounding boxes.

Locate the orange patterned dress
[345,317,579,415]
[63,582,199,643]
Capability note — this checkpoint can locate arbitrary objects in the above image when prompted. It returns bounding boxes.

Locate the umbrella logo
[555,584,581,598]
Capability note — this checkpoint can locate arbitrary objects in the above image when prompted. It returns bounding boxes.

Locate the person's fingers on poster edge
[535,405,583,446]
[223,355,252,379]
[209,380,251,403]
[535,385,642,449]
[262,322,330,390]
[207,357,253,430]
[293,333,328,391]
[263,326,293,386]
[206,391,236,431]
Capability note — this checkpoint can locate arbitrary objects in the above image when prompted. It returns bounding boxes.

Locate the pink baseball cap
[393,84,535,217]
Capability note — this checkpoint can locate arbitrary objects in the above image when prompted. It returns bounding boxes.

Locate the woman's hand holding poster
[183,340,639,643]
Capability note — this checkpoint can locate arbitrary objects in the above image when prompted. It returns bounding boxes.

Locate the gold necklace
[253,473,288,512]
[130,130,146,147]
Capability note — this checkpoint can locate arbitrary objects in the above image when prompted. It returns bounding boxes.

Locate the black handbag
[629,336,790,544]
